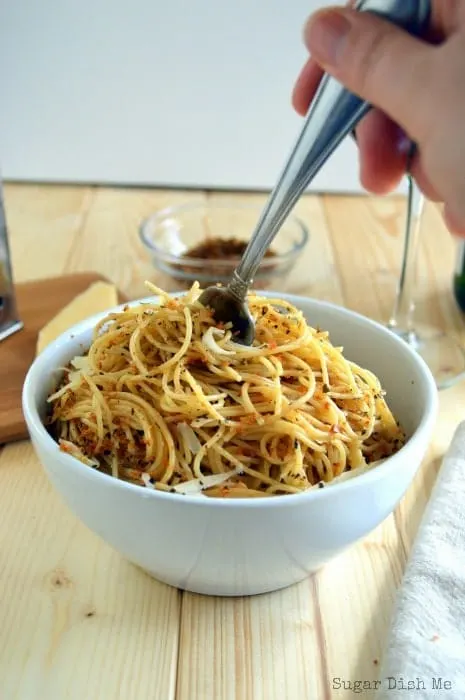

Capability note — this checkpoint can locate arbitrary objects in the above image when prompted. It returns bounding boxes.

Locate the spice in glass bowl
[183,236,276,262]
[176,237,277,287]
[139,202,309,290]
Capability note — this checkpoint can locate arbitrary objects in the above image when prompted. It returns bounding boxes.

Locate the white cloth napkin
[376,422,465,699]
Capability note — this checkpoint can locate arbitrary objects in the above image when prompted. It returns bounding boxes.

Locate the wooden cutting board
[0,272,124,444]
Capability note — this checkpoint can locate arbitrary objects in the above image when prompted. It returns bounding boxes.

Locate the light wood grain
[1,182,464,700]
[177,584,326,700]
[63,187,206,300]
[4,183,94,283]
[0,442,181,700]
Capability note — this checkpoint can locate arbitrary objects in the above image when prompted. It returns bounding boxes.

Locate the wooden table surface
[2,182,465,700]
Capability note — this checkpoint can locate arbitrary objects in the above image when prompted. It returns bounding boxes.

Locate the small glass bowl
[139,201,309,291]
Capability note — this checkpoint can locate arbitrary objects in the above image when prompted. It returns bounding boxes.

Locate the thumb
[304,7,435,144]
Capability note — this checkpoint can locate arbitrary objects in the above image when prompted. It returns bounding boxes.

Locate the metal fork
[199,0,432,343]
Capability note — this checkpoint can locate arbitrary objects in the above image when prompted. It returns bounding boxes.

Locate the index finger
[292,0,454,116]
[292,57,324,116]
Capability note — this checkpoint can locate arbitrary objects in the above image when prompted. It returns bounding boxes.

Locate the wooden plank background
[1,183,464,699]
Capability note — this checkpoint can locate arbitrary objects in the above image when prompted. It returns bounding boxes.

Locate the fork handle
[231,0,431,298]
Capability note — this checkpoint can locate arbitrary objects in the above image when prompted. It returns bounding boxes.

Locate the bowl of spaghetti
[23,283,437,597]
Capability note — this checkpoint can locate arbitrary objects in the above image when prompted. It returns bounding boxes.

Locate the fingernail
[305,10,351,67]
[396,130,413,156]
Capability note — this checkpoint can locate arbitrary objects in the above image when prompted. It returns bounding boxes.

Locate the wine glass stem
[388,174,425,340]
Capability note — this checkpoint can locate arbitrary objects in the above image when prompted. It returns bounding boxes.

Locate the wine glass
[386,170,465,390]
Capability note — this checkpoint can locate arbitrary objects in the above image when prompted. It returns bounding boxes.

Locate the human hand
[292,2,465,234]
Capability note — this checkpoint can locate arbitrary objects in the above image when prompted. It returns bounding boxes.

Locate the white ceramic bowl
[23,293,438,597]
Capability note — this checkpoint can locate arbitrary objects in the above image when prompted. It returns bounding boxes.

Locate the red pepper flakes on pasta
[46,281,406,498]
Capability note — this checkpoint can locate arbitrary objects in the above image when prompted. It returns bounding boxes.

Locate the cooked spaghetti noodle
[47,282,405,498]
